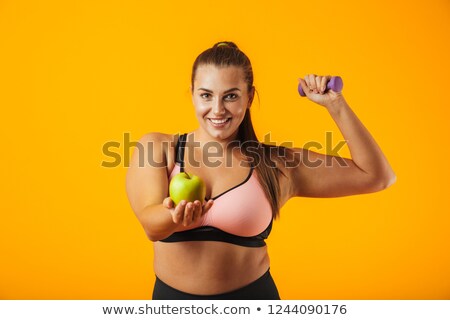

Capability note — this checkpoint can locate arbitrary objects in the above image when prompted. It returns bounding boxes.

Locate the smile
[208,118,231,127]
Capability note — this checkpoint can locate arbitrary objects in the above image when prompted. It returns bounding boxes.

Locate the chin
[203,125,237,141]
[207,130,232,140]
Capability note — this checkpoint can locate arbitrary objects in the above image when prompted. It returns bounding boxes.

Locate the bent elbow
[147,234,161,242]
[144,229,169,242]
[372,172,397,191]
[144,229,161,242]
[385,173,397,189]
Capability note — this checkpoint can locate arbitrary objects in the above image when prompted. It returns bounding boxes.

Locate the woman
[125,41,396,299]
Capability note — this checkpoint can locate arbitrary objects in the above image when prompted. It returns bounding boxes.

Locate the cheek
[233,106,246,118]
[193,99,208,115]
[195,104,209,118]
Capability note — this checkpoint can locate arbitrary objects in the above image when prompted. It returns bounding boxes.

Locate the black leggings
[152,268,280,300]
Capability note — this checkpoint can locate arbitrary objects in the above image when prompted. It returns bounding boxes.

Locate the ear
[247,86,255,108]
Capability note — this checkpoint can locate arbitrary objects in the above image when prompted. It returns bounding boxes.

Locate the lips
[208,118,231,127]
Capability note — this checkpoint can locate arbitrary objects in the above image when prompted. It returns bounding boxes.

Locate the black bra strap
[175,133,187,172]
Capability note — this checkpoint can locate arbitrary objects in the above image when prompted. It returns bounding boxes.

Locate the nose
[212,98,226,116]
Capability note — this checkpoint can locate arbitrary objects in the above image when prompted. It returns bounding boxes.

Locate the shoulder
[258,143,301,171]
[137,132,182,150]
[274,145,319,182]
[254,143,297,203]
[261,145,331,199]
[137,132,174,145]
[135,132,182,171]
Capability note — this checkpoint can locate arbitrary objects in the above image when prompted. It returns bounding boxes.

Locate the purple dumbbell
[298,76,343,96]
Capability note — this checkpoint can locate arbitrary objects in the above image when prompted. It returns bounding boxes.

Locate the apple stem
[184,172,191,179]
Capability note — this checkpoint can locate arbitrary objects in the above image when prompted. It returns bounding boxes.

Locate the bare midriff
[153,241,270,295]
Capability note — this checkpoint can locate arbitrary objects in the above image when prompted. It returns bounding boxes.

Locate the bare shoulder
[138,132,173,145]
[136,132,180,168]
[258,144,297,206]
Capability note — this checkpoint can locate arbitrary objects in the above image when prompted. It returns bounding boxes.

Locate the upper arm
[125,132,169,219]
[288,147,386,198]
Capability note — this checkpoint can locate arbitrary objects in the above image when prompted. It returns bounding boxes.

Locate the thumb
[163,197,174,209]
[298,78,309,91]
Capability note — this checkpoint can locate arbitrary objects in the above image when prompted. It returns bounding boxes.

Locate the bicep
[290,148,381,198]
[125,133,168,218]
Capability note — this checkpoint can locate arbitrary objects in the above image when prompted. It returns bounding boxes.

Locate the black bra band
[160,221,272,247]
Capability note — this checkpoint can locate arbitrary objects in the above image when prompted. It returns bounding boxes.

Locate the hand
[162,197,214,226]
[298,74,345,109]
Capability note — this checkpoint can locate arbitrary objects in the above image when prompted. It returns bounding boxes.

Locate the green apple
[169,171,206,206]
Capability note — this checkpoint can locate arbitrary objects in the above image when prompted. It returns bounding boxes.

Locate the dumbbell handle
[298,76,343,96]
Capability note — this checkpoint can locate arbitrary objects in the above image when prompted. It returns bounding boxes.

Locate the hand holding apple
[169,171,206,205]
[166,172,213,226]
[163,197,213,226]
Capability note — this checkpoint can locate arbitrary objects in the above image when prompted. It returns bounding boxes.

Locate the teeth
[210,118,228,124]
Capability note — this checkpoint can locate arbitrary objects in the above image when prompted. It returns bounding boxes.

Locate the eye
[225,93,238,100]
[200,93,211,99]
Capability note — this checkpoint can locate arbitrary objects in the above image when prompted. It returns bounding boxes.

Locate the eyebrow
[197,87,241,93]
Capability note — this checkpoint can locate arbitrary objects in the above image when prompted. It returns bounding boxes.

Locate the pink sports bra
[159,133,273,247]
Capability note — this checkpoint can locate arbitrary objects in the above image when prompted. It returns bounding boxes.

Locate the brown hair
[191,41,288,219]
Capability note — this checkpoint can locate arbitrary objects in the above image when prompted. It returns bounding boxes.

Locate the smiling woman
[192,65,251,142]
[125,41,396,300]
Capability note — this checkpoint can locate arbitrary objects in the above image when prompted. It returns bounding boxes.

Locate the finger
[319,76,327,93]
[306,74,317,91]
[163,197,174,209]
[201,199,214,215]
[173,200,186,224]
[320,75,332,93]
[303,74,311,90]
[192,200,202,222]
[183,202,194,226]
[315,76,323,93]
[174,200,187,224]
[298,78,310,96]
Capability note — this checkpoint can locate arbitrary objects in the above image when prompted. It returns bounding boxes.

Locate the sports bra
[159,133,273,247]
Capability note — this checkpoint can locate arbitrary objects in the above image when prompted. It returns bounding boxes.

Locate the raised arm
[289,75,396,198]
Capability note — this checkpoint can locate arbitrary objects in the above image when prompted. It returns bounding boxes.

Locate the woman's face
[191,64,254,142]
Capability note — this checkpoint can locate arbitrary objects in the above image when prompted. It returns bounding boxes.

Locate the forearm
[137,204,179,241]
[327,96,396,184]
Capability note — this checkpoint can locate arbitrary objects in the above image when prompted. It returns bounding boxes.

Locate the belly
[153,241,270,295]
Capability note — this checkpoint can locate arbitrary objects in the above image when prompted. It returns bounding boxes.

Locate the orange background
[1,0,449,299]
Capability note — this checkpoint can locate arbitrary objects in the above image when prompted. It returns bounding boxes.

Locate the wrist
[326,95,348,116]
